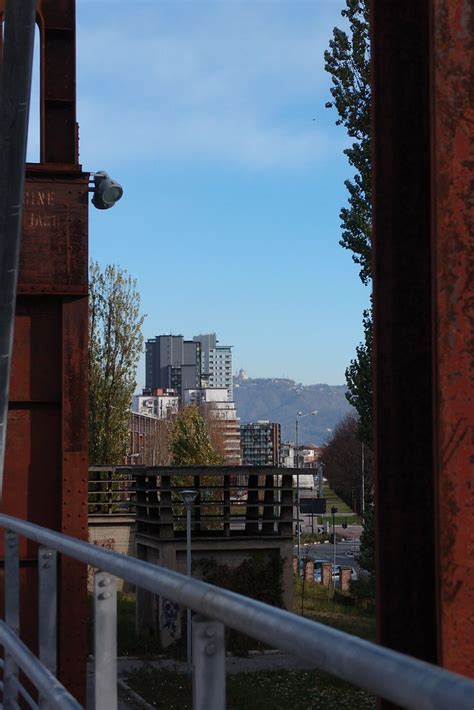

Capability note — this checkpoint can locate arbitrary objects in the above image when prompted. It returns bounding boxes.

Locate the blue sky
[29,0,369,387]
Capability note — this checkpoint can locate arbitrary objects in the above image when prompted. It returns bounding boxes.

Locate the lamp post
[179,489,198,672]
[331,506,338,584]
[295,410,318,570]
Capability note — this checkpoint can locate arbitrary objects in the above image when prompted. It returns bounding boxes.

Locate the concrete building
[201,388,241,465]
[193,332,233,401]
[280,441,295,468]
[145,335,201,401]
[126,411,163,465]
[241,421,281,466]
[132,388,179,419]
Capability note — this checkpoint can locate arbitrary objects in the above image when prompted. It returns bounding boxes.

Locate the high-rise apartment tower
[145,335,201,401]
[193,332,233,400]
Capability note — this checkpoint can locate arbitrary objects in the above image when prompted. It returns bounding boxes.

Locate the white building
[201,388,241,465]
[193,333,233,401]
[132,389,179,419]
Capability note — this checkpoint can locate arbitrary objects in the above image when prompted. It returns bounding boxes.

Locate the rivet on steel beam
[99,577,111,587]
[43,563,51,569]
[99,592,111,600]
[205,626,215,638]
[42,552,53,559]
[205,643,216,656]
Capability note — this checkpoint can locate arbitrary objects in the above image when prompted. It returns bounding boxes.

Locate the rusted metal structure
[0,0,88,702]
[372,0,474,691]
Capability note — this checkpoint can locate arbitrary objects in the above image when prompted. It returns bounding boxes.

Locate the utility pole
[361,442,365,516]
[295,410,318,569]
[331,506,338,583]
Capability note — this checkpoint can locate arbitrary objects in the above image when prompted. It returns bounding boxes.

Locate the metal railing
[1,512,474,709]
[88,467,136,516]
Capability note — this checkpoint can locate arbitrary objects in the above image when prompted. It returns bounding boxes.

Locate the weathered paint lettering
[24,190,55,207]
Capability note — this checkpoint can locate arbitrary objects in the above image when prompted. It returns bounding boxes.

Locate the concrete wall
[88,516,136,591]
[136,534,293,636]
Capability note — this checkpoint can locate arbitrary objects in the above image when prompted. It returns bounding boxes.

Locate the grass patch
[126,668,376,709]
[116,592,165,657]
[124,578,377,709]
[294,577,376,642]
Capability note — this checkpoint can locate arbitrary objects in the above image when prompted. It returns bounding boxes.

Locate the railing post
[38,547,57,676]
[192,616,225,710]
[223,473,230,537]
[94,571,117,710]
[107,469,113,515]
[4,530,19,708]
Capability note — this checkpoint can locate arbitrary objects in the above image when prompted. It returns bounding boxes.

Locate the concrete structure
[298,445,322,468]
[145,335,201,401]
[193,333,233,400]
[133,466,294,636]
[241,421,281,466]
[201,389,241,466]
[132,388,178,419]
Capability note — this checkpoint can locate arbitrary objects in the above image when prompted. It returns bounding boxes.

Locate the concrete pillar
[305,560,314,581]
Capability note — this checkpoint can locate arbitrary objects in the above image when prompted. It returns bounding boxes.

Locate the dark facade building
[240,421,281,466]
[145,335,201,401]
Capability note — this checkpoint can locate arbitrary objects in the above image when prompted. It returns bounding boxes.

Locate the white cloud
[76,0,343,170]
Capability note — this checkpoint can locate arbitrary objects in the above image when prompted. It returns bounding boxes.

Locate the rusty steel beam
[372,0,438,671]
[0,0,88,703]
[372,0,474,696]
[0,0,36,494]
[432,0,474,676]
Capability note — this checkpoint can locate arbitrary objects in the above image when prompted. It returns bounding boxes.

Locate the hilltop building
[241,421,281,466]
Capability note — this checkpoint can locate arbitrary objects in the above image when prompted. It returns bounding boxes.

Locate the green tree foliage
[89,261,145,465]
[325,0,373,448]
[170,405,223,466]
[357,495,375,574]
[325,0,374,576]
[324,0,371,286]
[345,306,373,448]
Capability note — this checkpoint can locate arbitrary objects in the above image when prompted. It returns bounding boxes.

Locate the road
[295,540,361,574]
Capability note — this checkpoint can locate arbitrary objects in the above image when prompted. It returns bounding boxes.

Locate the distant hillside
[233,377,354,445]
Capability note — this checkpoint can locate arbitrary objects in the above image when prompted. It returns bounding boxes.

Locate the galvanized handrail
[0,620,81,709]
[1,512,474,709]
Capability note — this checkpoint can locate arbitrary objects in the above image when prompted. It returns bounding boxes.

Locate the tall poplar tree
[325,0,374,573]
[89,261,145,465]
[325,0,372,447]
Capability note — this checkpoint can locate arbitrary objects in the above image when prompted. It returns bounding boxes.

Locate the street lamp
[179,489,198,672]
[295,410,318,569]
[331,506,338,584]
[90,170,123,210]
